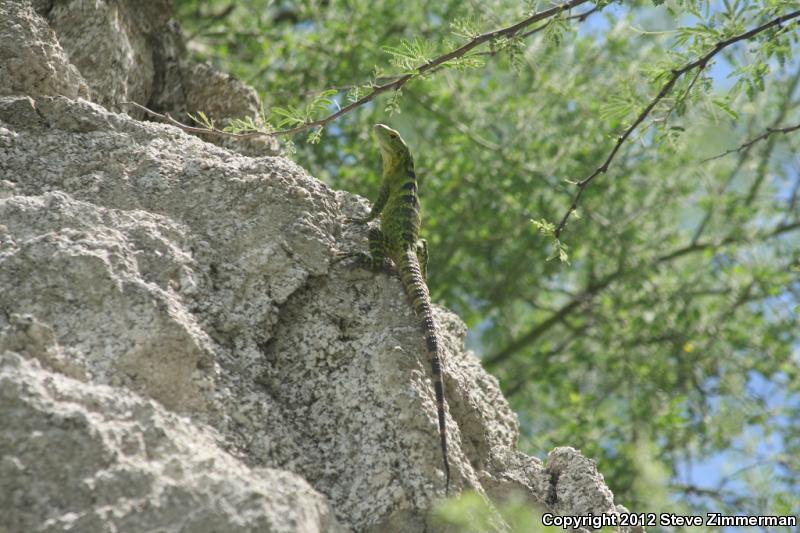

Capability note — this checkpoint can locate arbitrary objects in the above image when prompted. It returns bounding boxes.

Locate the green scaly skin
[351,124,451,494]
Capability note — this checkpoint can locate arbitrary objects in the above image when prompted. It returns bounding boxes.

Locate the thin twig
[126,0,592,139]
[553,10,800,238]
[701,122,800,163]
[524,3,601,39]
[121,102,269,139]
[475,4,603,57]
[692,70,800,243]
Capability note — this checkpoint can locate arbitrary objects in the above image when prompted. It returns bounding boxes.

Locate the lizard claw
[334,251,393,272]
[344,215,371,224]
[332,250,359,264]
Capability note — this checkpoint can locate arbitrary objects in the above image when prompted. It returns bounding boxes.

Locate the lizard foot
[334,251,393,272]
[343,216,371,224]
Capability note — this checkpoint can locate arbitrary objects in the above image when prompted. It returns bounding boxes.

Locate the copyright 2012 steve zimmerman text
[541,511,797,529]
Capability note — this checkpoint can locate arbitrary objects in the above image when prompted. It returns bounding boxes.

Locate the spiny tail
[399,248,450,494]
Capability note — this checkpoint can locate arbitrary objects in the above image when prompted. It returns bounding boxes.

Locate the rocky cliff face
[0,1,638,532]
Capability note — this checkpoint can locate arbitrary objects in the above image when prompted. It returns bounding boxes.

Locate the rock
[0,0,90,99]
[0,352,343,533]
[9,0,278,155]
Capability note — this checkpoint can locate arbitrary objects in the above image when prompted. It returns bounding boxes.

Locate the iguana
[348,123,451,494]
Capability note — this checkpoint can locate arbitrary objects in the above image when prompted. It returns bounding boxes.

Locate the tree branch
[475,4,603,57]
[702,122,800,163]
[553,9,800,238]
[485,219,800,367]
[127,0,592,138]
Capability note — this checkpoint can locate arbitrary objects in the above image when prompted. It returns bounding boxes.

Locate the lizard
[347,123,451,494]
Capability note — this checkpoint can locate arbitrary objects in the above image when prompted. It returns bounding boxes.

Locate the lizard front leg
[346,180,390,224]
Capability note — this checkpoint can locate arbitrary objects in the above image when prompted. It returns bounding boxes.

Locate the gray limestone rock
[0,352,343,533]
[12,0,278,155]
[0,0,90,99]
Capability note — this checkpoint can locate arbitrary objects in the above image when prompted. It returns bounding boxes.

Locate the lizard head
[373,124,411,169]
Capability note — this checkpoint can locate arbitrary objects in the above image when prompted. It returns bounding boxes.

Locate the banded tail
[399,248,450,493]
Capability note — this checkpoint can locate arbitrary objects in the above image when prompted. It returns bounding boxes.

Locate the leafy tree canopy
[174,0,799,528]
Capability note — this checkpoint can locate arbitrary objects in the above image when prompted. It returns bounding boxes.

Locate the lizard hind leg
[415,239,428,281]
[336,228,393,271]
[364,227,393,271]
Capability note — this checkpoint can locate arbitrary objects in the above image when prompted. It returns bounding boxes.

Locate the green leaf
[710,98,739,120]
